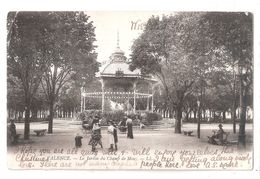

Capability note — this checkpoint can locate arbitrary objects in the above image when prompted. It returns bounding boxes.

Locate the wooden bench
[34,129,46,136]
[208,132,230,145]
[183,130,193,136]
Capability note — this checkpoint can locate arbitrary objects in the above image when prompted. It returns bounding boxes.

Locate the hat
[218,123,223,127]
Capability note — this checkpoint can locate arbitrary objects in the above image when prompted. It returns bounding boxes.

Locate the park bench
[208,131,230,145]
[34,129,46,136]
[183,130,193,136]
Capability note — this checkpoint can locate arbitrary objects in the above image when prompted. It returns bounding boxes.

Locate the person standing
[126,116,134,139]
[10,119,17,144]
[88,118,103,152]
[107,120,115,151]
[113,123,118,151]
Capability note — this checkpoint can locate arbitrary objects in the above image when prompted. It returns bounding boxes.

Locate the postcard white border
[0,0,259,179]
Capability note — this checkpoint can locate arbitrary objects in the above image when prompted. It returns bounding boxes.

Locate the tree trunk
[169,110,173,118]
[223,111,226,122]
[175,105,182,133]
[193,110,197,122]
[47,65,58,133]
[197,105,201,138]
[203,109,206,121]
[24,107,30,140]
[185,111,189,121]
[48,98,54,133]
[209,110,212,122]
[238,84,247,148]
[24,95,31,140]
[232,65,237,133]
[14,110,18,120]
[32,109,37,121]
[231,103,237,133]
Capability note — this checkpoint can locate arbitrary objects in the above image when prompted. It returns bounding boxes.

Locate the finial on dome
[117,30,119,48]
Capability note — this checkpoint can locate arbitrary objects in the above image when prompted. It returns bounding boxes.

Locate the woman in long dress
[126,117,134,139]
[113,123,118,151]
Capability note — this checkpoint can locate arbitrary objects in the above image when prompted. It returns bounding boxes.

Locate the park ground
[7,118,253,169]
[7,118,253,152]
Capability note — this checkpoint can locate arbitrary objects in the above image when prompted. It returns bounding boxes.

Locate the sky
[87,11,174,65]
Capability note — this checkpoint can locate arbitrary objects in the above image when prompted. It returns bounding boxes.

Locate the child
[75,133,83,148]
[107,120,115,151]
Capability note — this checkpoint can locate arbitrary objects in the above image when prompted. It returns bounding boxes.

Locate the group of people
[75,115,134,152]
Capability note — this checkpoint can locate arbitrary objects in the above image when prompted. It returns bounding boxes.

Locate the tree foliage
[37,12,99,133]
[7,12,99,136]
[130,12,253,134]
[7,12,52,139]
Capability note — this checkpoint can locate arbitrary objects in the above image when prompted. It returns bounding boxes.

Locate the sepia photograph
[6,10,254,170]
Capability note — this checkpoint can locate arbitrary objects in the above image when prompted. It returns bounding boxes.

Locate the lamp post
[197,100,201,138]
[81,81,86,113]
[235,60,247,149]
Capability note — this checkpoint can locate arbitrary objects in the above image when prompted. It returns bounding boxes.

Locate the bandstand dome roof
[99,45,141,77]
[97,36,157,84]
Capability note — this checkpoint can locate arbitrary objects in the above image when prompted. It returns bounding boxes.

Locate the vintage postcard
[6,10,256,171]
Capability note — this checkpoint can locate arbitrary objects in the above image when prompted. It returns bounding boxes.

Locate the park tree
[7,12,51,139]
[57,82,80,118]
[130,14,195,133]
[201,12,253,147]
[130,12,252,137]
[7,74,25,119]
[130,13,223,133]
[37,12,99,133]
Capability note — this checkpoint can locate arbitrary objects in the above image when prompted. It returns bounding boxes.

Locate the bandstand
[81,39,157,114]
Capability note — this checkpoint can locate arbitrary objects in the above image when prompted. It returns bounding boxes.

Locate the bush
[128,113,142,126]
[78,110,125,126]
[77,110,102,125]
[77,110,162,126]
[102,111,125,125]
[142,112,162,125]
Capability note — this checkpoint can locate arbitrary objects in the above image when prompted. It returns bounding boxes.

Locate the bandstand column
[151,85,154,112]
[151,95,154,112]
[133,81,137,113]
[146,88,150,111]
[101,79,105,113]
[146,96,150,111]
[83,94,86,111]
[80,87,84,112]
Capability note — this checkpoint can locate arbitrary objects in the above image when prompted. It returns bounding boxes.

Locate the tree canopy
[7,12,99,137]
[130,12,253,133]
